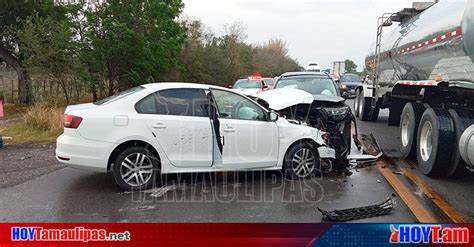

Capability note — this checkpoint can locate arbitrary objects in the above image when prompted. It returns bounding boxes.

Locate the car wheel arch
[107,140,161,172]
[285,138,321,158]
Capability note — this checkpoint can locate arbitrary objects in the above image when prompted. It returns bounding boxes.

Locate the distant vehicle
[332,61,346,79]
[231,76,270,95]
[306,63,321,72]
[339,73,361,98]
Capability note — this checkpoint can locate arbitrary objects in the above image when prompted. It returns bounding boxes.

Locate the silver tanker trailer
[356,0,474,177]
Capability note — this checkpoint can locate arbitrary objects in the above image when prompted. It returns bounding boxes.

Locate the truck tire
[399,103,425,159]
[359,96,372,121]
[354,89,361,118]
[370,106,380,122]
[446,109,474,178]
[0,134,3,149]
[416,108,455,176]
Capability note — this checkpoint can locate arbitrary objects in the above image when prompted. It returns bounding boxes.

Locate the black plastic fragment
[318,197,395,222]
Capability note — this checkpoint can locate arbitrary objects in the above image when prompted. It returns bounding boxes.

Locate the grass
[1,103,64,145]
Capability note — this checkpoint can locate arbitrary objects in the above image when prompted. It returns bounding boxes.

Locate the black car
[271,72,358,170]
[339,73,361,98]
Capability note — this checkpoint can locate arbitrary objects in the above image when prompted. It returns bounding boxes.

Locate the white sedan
[56,83,336,190]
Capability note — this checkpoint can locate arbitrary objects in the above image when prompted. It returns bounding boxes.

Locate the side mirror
[269,111,279,122]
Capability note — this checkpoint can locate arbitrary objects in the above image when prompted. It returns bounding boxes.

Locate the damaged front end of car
[253,88,382,171]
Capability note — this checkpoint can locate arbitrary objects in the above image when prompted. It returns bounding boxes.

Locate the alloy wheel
[120,153,154,187]
[291,148,316,178]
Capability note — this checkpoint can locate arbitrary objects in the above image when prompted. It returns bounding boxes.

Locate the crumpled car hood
[253,88,344,110]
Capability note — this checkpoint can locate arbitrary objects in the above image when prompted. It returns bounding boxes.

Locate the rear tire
[446,109,474,178]
[399,103,425,159]
[284,141,320,179]
[416,108,455,176]
[113,146,161,191]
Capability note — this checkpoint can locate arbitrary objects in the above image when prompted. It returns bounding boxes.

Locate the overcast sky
[182,0,421,71]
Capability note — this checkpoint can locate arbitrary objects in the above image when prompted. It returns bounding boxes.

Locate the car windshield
[276,77,338,96]
[233,79,261,89]
[94,86,145,105]
[341,74,360,83]
[263,79,274,86]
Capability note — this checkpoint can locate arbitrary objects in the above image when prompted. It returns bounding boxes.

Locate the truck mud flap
[318,197,395,222]
[347,133,383,165]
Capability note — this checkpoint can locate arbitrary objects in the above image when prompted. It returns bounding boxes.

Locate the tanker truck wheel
[399,102,425,159]
[416,108,455,176]
[359,95,376,121]
[354,89,361,118]
[370,106,380,122]
[446,109,474,178]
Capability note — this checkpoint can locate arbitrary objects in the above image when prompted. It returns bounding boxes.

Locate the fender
[108,135,173,172]
[356,84,376,98]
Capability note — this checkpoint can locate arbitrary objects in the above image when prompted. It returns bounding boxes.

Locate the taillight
[64,114,83,129]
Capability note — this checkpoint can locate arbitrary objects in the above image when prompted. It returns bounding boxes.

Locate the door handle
[223,127,235,133]
[152,123,166,129]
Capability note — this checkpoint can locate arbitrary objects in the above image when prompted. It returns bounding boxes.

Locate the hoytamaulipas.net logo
[390,224,469,244]
[11,226,131,242]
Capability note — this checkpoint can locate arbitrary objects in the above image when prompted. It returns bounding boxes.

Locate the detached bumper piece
[318,197,395,222]
[347,133,383,165]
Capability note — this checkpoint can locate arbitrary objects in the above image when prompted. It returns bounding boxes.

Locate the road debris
[318,197,395,222]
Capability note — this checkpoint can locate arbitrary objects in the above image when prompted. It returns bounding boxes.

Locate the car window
[135,88,209,117]
[341,74,360,83]
[135,94,157,114]
[211,89,267,121]
[233,79,261,89]
[276,77,338,96]
[263,79,274,86]
[94,86,145,105]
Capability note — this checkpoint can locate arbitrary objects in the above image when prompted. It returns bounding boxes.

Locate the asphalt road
[0,99,472,222]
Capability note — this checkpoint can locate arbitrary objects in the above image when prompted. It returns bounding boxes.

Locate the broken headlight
[323,106,350,120]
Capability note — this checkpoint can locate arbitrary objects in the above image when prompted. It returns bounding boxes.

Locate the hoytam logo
[390,225,469,244]
[11,227,131,242]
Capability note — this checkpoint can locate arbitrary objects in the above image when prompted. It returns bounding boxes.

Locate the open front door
[209,89,279,169]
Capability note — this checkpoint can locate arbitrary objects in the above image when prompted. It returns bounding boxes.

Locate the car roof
[280,71,330,78]
[141,82,228,91]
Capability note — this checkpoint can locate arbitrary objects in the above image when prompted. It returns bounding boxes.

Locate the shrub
[23,103,64,134]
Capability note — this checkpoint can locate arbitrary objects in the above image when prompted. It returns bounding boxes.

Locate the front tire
[354,89,361,118]
[359,95,375,121]
[284,142,320,179]
[416,108,455,176]
[113,146,160,191]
